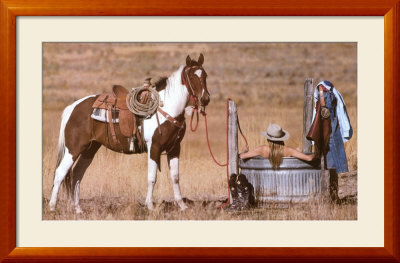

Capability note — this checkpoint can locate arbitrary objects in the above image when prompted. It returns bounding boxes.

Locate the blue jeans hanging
[324,91,349,173]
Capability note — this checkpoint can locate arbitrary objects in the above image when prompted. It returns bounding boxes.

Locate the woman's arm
[240,145,268,159]
[285,147,315,161]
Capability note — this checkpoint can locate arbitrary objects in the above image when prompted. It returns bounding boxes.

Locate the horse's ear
[186,55,192,66]
[198,53,204,65]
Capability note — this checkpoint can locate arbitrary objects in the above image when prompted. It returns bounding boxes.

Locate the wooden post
[302,78,314,153]
[320,155,330,200]
[228,100,238,177]
[302,79,330,201]
[228,100,238,205]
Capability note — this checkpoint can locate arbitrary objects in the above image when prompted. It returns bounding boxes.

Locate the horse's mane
[154,77,168,91]
[157,65,187,99]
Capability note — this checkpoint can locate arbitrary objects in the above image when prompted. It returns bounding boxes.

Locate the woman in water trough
[240,123,316,169]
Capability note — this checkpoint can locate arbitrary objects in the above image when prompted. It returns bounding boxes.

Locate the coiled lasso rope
[126,87,160,118]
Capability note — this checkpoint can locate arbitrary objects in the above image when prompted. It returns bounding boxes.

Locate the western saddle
[92,84,147,152]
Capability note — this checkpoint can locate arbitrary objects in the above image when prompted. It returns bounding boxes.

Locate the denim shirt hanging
[312,81,353,142]
[323,90,349,173]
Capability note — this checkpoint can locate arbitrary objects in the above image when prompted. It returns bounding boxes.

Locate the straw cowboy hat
[261,123,290,141]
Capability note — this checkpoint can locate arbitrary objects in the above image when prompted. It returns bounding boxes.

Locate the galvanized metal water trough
[239,156,322,203]
[227,79,337,204]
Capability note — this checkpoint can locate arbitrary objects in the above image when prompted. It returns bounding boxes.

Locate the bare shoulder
[259,145,269,157]
[240,145,269,159]
[283,146,314,161]
[283,146,295,157]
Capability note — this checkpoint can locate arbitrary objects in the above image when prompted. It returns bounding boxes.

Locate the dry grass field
[42,43,357,220]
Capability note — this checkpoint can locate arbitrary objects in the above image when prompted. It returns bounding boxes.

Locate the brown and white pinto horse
[49,54,210,213]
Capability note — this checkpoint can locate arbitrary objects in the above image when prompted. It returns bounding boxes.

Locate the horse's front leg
[168,155,188,211]
[145,148,158,210]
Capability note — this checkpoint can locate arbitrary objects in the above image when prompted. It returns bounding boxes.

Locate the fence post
[228,100,238,177]
[320,155,329,200]
[302,78,314,153]
[302,79,331,201]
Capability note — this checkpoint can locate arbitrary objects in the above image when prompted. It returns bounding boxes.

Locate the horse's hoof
[75,207,83,214]
[49,203,56,212]
[146,202,155,210]
[177,200,188,211]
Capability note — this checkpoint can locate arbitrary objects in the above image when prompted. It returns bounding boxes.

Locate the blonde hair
[268,140,284,169]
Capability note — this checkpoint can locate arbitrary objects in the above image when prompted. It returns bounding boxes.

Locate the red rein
[183,67,247,208]
[189,97,200,132]
[190,99,248,208]
[190,110,199,132]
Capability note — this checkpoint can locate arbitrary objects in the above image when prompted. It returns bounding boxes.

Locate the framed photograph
[39,41,358,221]
[1,0,399,262]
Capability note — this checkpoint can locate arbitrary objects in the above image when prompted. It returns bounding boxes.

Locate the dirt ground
[42,43,357,220]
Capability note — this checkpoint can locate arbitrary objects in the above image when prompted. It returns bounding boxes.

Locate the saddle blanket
[91,108,119,123]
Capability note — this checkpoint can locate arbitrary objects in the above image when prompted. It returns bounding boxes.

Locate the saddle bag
[306,100,331,155]
[91,86,145,152]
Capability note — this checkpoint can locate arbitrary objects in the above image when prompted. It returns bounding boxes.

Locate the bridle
[181,65,208,112]
[181,65,209,132]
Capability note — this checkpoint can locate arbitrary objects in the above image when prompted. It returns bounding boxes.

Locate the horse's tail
[55,98,84,193]
[54,95,96,196]
[54,104,73,196]
[55,106,70,169]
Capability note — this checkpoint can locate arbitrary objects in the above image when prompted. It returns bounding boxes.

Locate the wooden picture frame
[1,0,399,262]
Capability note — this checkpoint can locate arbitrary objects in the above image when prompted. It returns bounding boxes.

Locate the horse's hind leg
[49,149,74,211]
[71,141,101,214]
[49,95,97,212]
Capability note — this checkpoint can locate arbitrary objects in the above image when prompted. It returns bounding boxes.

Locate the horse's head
[181,54,210,110]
